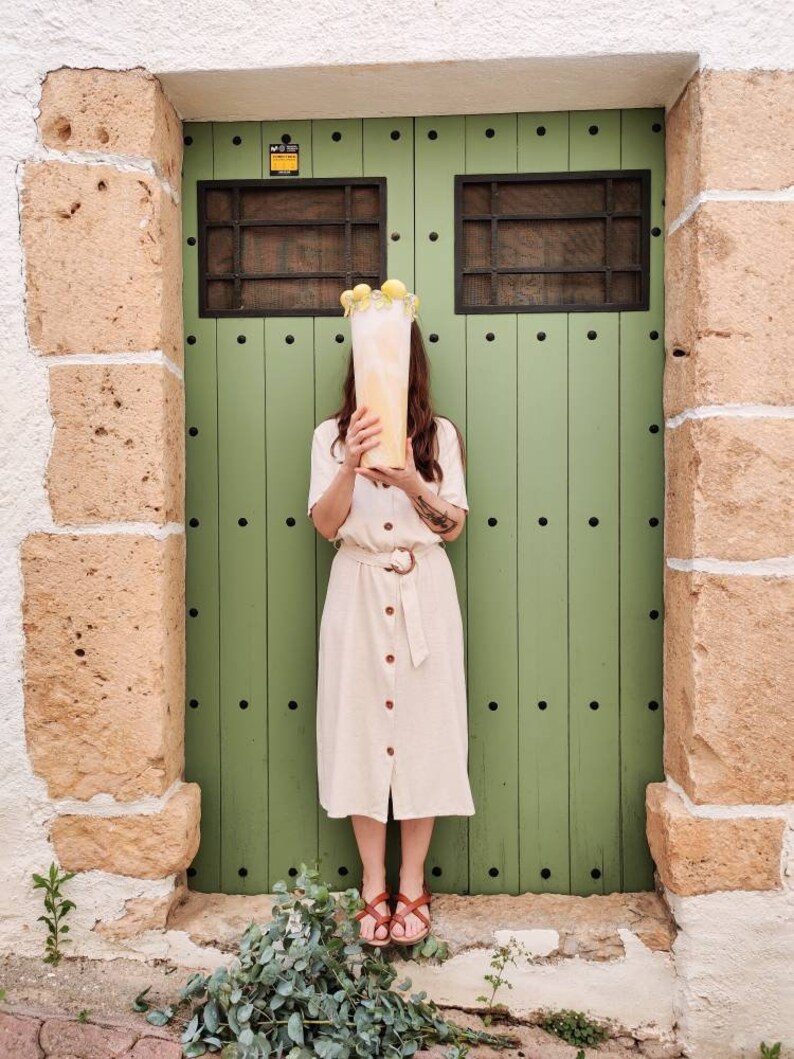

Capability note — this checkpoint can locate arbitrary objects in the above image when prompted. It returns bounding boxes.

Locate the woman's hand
[354,435,423,496]
[344,405,383,468]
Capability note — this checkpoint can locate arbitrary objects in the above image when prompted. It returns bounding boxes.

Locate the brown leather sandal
[389,881,431,946]
[354,884,392,948]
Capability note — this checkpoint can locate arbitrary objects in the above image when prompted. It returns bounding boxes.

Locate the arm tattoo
[411,493,458,534]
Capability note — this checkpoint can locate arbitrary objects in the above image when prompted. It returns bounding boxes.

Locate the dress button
[385,653,395,664]
[385,605,395,615]
[386,746,395,755]
[385,699,394,709]
[384,521,393,530]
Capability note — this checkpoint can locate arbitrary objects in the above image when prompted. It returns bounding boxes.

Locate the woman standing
[307,320,475,947]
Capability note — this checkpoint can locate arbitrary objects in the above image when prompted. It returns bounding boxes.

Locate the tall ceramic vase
[342,284,420,469]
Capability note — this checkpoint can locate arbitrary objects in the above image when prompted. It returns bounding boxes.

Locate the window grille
[454,170,651,313]
[198,177,387,317]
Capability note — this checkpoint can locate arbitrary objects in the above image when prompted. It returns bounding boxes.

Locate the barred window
[198,178,387,317]
[454,170,651,313]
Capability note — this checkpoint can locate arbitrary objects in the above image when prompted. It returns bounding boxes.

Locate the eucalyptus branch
[133,864,518,1058]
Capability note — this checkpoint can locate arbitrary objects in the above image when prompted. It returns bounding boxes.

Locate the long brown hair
[327,320,466,483]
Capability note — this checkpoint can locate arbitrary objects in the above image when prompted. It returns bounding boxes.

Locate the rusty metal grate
[454,170,652,313]
[198,177,387,317]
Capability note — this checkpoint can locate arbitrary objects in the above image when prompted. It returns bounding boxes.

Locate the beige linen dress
[307,414,476,823]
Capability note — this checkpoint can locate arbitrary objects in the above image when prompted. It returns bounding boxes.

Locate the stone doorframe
[17,64,793,1045]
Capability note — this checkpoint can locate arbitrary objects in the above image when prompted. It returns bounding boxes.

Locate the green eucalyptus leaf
[287,1011,304,1045]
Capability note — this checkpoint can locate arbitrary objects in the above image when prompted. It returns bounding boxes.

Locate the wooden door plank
[465,114,520,896]
[311,120,365,889]
[515,113,572,894]
[412,115,471,893]
[618,108,666,891]
[214,122,269,894]
[568,111,622,896]
[264,317,319,887]
[183,121,220,893]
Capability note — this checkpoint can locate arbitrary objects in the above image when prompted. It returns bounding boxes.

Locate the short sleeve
[307,420,344,517]
[435,417,469,512]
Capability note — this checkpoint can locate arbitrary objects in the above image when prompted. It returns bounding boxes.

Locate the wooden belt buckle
[388,547,416,575]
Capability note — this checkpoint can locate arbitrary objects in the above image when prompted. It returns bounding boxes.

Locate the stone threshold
[166,887,676,963]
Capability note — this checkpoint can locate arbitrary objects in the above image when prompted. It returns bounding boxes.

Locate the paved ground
[0,952,681,1058]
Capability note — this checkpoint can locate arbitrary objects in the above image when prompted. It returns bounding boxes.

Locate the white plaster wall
[1,0,794,1054]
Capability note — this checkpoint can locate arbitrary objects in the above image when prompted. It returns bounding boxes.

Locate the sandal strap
[391,888,431,930]
[354,888,392,928]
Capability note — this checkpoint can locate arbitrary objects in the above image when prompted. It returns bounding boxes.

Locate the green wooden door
[182,110,665,897]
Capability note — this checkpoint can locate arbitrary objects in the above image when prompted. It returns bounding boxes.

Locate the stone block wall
[645,69,794,1056]
[18,67,198,930]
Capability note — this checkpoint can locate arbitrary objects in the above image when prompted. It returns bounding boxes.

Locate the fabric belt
[334,540,442,668]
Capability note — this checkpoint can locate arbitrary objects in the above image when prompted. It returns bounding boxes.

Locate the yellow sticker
[269,144,300,175]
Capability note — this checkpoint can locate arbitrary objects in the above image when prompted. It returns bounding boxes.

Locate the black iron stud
[187,335,196,345]
[390,130,401,140]
[188,426,198,437]
[239,700,249,710]
[286,517,296,526]
[238,517,248,526]
[488,516,498,526]
[538,700,548,711]
[237,335,246,344]
[589,516,599,526]
[288,700,298,711]
[189,517,199,527]
[332,131,342,142]
[186,236,196,246]
[488,701,498,711]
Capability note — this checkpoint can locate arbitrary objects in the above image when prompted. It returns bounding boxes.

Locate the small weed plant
[475,939,529,1024]
[134,865,518,1058]
[539,1008,608,1049]
[32,862,76,966]
[759,1045,781,1058]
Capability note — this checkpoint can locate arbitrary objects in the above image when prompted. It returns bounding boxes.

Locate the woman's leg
[391,816,435,940]
[350,814,390,942]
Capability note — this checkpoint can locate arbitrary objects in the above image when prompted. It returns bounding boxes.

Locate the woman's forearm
[406,477,465,542]
[310,463,357,540]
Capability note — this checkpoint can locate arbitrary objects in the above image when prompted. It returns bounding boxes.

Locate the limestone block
[664,200,794,414]
[645,784,784,895]
[51,783,200,879]
[663,568,794,803]
[665,417,794,561]
[47,363,184,525]
[666,70,794,222]
[95,890,182,940]
[21,161,182,364]
[37,66,182,188]
[22,532,185,801]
